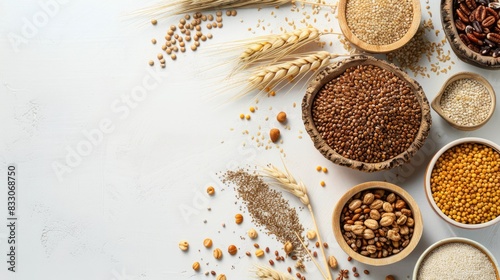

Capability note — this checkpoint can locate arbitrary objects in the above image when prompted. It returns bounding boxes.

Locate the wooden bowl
[338,0,421,53]
[301,55,432,172]
[332,181,423,266]
[413,237,500,279]
[441,0,500,69]
[431,72,496,131]
[424,137,500,229]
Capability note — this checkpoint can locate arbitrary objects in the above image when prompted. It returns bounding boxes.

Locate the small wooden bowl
[338,0,421,53]
[424,137,500,229]
[413,238,500,279]
[302,55,432,172]
[432,72,496,131]
[332,181,423,266]
[441,0,500,69]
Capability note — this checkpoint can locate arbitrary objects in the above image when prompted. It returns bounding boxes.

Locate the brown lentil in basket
[311,64,422,163]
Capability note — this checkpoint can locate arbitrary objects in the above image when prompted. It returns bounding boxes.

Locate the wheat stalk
[132,0,290,19]
[252,265,293,280]
[240,27,321,64]
[132,0,339,20]
[262,164,333,280]
[247,51,335,92]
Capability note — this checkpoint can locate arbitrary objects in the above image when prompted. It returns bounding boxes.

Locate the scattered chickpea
[322,167,328,173]
[320,181,326,187]
[178,240,189,251]
[203,238,213,248]
[269,128,280,143]
[231,10,237,16]
[191,44,197,51]
[245,114,251,120]
[148,60,154,66]
[235,213,243,224]
[239,113,245,119]
[171,54,177,60]
[157,53,163,60]
[276,111,287,123]
[213,248,223,259]
[151,38,157,44]
[206,186,215,195]
[255,249,264,257]
[151,19,157,25]
[249,106,256,113]
[316,166,322,171]
[228,245,237,255]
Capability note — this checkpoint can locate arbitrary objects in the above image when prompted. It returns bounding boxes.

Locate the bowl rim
[424,137,500,229]
[441,0,500,69]
[332,181,423,266]
[337,0,422,53]
[412,237,500,279]
[431,72,496,131]
[301,55,432,172]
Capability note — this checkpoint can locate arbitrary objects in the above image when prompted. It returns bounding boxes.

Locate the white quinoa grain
[440,78,491,126]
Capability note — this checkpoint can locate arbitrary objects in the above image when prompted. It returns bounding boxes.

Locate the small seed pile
[340,189,415,258]
[149,10,237,67]
[222,169,306,257]
[416,242,498,280]
[440,78,492,126]
[431,142,500,224]
[312,64,422,163]
[454,0,500,56]
[345,0,413,45]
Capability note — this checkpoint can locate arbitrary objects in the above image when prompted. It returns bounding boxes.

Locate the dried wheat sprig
[131,0,339,20]
[239,27,321,63]
[247,51,334,92]
[262,164,333,280]
[131,0,290,20]
[252,265,293,280]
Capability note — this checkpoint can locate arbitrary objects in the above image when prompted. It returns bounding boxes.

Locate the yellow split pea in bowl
[425,137,500,229]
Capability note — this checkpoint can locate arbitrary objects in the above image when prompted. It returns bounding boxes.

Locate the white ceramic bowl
[424,137,500,229]
[413,237,500,279]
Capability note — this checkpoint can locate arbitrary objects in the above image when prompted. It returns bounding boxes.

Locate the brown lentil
[346,0,413,45]
[430,142,500,224]
[312,64,421,163]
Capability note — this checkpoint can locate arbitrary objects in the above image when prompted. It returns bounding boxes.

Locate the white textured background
[0,0,499,279]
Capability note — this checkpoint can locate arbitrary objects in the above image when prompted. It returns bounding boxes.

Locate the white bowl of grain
[413,237,499,279]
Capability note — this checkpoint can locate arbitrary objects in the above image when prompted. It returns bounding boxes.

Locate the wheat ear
[247,51,334,92]
[131,0,290,19]
[262,164,333,280]
[252,265,293,280]
[131,0,339,20]
[240,27,321,64]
